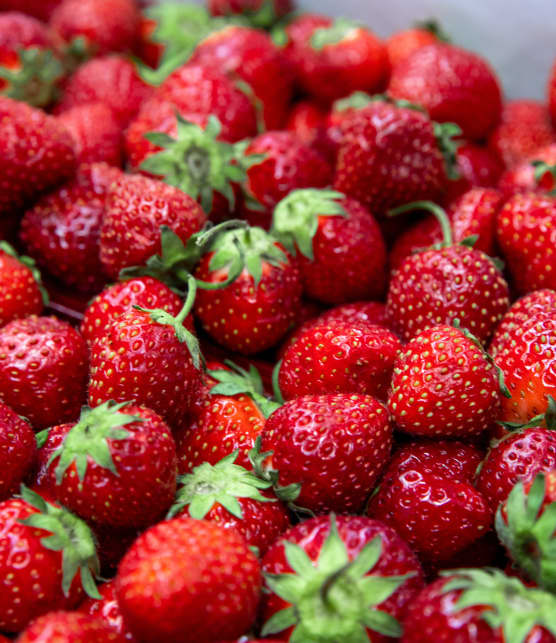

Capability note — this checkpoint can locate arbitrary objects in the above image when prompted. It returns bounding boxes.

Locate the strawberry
[279,321,401,401]
[194,226,303,354]
[488,100,556,169]
[445,142,504,200]
[115,518,262,643]
[0,241,45,327]
[80,276,184,347]
[550,57,556,127]
[255,393,392,513]
[368,440,491,564]
[0,401,35,500]
[388,43,502,140]
[402,569,556,642]
[281,13,388,103]
[260,514,424,642]
[0,12,63,107]
[498,143,556,196]
[388,325,503,438]
[18,611,125,642]
[285,100,329,154]
[271,189,387,303]
[496,193,556,294]
[0,96,76,215]
[50,0,140,57]
[208,0,292,28]
[79,580,137,642]
[0,315,88,429]
[41,402,178,528]
[54,55,152,128]
[385,21,445,68]
[0,486,101,632]
[20,163,121,293]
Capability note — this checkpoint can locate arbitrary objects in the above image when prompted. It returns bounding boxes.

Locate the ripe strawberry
[79,580,136,642]
[498,143,556,196]
[0,96,76,215]
[116,518,262,643]
[388,325,502,438]
[282,13,388,103]
[285,100,329,153]
[445,142,504,200]
[402,569,556,642]
[194,226,303,354]
[0,486,101,632]
[0,315,88,429]
[0,401,35,500]
[385,21,444,68]
[260,514,424,642]
[50,0,140,56]
[18,611,124,643]
[208,0,292,28]
[271,189,387,303]
[388,43,502,140]
[20,163,121,293]
[256,393,392,513]
[496,193,556,294]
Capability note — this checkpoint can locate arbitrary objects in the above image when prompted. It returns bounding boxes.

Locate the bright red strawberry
[0,315,88,429]
[402,569,556,642]
[116,518,261,643]
[0,486,101,632]
[18,610,124,643]
[50,0,140,56]
[260,514,424,642]
[388,325,502,438]
[208,0,292,28]
[271,189,387,303]
[385,22,443,68]
[498,143,556,196]
[256,393,392,513]
[0,96,76,215]
[79,580,136,642]
[444,142,504,200]
[285,100,329,154]
[194,226,302,354]
[0,401,35,500]
[279,321,401,401]
[388,43,502,140]
[282,13,388,104]
[496,192,556,294]
[20,163,121,293]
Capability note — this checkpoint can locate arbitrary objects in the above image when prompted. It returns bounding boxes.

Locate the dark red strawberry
[0,0,63,22]
[79,580,136,642]
[0,315,88,429]
[18,610,124,642]
[402,569,556,642]
[116,518,262,643]
[444,142,504,200]
[388,43,502,140]
[0,401,35,500]
[386,22,443,68]
[498,143,556,196]
[260,514,424,642]
[208,0,292,28]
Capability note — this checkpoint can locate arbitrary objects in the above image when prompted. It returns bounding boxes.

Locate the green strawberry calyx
[271,189,347,261]
[262,514,412,642]
[333,91,374,113]
[310,17,364,51]
[139,114,264,215]
[0,240,49,305]
[496,473,556,593]
[234,0,283,29]
[434,121,462,180]
[440,568,556,643]
[167,450,275,520]
[499,395,556,432]
[47,401,144,485]
[0,47,63,107]
[531,160,556,196]
[414,18,451,42]
[18,485,101,599]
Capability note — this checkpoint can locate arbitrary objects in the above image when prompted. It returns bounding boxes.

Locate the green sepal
[531,160,556,196]
[414,18,451,42]
[0,241,49,305]
[272,359,285,405]
[18,485,101,599]
[434,121,462,180]
[0,47,63,107]
[310,17,363,51]
[167,450,274,520]
[235,79,265,134]
[460,234,479,248]
[271,189,347,261]
[498,396,556,432]
[234,0,281,29]
[333,91,374,113]
[35,428,50,449]
[47,401,143,485]
[62,36,91,74]
[261,514,410,641]
[440,567,556,643]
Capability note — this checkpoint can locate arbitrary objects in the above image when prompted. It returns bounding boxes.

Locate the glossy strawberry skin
[445,143,504,200]
[388,43,502,140]
[0,248,43,327]
[0,316,88,429]
[18,610,125,643]
[79,580,136,642]
[116,518,262,643]
[386,27,438,68]
[100,173,206,279]
[0,401,35,500]
[386,245,510,344]
[208,0,293,22]
[261,394,392,514]
[498,144,556,196]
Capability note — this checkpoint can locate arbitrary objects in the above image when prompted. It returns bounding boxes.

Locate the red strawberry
[498,143,556,196]
[496,193,556,294]
[50,0,140,56]
[208,0,292,28]
[271,189,387,303]
[0,315,88,429]
[18,611,124,642]
[20,163,121,293]
[386,22,443,68]
[260,514,424,642]
[0,401,35,500]
[0,96,76,215]
[445,142,504,200]
[282,13,388,103]
[79,580,136,642]
[285,100,329,153]
[388,325,502,438]
[116,518,262,643]
[388,43,502,140]
[255,393,392,514]
[402,569,556,642]
[0,486,101,632]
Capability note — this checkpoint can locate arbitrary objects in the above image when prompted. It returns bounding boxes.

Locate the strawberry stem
[389,200,454,246]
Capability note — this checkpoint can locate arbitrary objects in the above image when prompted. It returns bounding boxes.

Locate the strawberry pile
[0,0,555,641]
